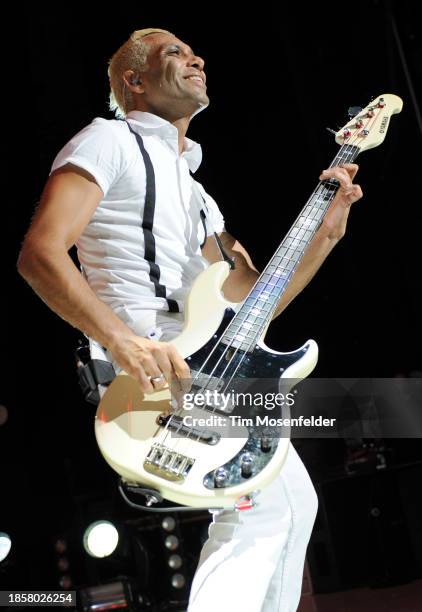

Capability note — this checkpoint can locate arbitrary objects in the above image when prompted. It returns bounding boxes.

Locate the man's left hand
[319,163,363,240]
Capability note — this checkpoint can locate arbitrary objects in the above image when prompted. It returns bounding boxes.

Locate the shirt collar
[125,110,202,173]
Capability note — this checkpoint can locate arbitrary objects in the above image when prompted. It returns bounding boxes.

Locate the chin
[196,93,210,107]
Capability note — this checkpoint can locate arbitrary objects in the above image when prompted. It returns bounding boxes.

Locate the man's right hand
[109,334,191,393]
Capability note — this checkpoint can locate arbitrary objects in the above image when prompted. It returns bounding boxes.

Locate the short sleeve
[194,181,225,236]
[50,118,127,196]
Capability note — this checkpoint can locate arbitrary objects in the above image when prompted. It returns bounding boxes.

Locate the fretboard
[222,144,360,352]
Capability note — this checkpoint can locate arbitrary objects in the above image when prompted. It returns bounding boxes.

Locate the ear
[123,69,145,94]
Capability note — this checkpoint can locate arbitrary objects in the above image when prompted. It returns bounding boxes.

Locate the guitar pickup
[157,413,220,445]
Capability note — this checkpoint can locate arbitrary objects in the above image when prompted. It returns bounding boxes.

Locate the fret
[227,321,262,333]
[266,265,287,274]
[280,258,296,271]
[223,327,261,341]
[293,226,310,239]
[239,308,273,322]
[266,270,289,282]
[296,216,319,230]
[244,312,268,322]
[260,272,279,284]
[221,338,259,352]
[249,288,275,300]
[289,227,312,242]
[243,298,273,312]
[284,236,307,249]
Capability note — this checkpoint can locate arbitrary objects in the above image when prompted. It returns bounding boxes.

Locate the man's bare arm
[17,165,189,392]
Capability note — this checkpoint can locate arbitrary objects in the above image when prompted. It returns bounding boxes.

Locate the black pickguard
[186,308,308,379]
[183,309,311,490]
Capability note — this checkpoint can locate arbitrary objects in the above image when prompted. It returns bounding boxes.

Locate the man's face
[137,33,209,118]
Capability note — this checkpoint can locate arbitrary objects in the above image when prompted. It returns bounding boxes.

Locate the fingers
[320,166,351,191]
[320,163,358,180]
[319,164,362,202]
[168,344,192,391]
[342,183,363,206]
[130,339,190,394]
[341,163,359,180]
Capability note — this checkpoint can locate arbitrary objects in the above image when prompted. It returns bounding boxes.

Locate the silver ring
[150,374,165,383]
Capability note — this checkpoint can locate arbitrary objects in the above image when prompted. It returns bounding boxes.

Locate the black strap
[199,209,207,248]
[125,121,179,312]
[195,183,235,270]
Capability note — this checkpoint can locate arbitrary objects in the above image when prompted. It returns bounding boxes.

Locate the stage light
[0,532,11,562]
[171,573,186,589]
[59,575,72,589]
[83,521,119,558]
[57,557,69,572]
[54,538,67,554]
[161,516,176,532]
[164,535,179,551]
[168,554,183,569]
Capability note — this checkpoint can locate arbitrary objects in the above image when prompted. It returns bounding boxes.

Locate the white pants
[188,443,318,612]
[96,310,319,612]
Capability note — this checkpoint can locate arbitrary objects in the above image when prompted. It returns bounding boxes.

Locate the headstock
[335,94,403,152]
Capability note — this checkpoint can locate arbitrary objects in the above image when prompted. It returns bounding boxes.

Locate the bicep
[23,164,103,252]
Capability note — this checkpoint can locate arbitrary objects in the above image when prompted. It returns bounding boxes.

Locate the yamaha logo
[379,116,389,133]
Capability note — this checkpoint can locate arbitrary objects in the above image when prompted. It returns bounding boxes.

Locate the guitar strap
[190,178,235,270]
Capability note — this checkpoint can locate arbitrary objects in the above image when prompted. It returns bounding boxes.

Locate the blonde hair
[108,28,174,118]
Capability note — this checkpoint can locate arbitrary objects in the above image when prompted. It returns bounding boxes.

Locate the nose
[190,53,205,72]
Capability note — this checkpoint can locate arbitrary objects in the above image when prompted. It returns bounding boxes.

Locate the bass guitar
[95,94,402,509]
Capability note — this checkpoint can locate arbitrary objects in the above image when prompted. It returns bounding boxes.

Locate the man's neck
[172,116,190,154]
[134,105,191,155]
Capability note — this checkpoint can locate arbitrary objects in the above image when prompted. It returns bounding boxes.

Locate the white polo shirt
[51,111,225,326]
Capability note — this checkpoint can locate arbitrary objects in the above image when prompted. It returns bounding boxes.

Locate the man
[18,28,362,611]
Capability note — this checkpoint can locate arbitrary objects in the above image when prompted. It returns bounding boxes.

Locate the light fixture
[83,521,119,558]
[161,516,176,532]
[171,573,186,589]
[164,535,179,551]
[168,554,183,569]
[0,532,11,563]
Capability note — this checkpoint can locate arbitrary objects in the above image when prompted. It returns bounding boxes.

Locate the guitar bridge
[143,443,195,482]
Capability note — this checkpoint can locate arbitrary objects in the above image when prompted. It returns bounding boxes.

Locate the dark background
[3,0,421,606]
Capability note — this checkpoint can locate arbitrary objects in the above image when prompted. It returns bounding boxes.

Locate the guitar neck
[223,144,360,351]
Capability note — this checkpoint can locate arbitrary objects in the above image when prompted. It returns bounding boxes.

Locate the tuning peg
[348,106,362,119]
[326,127,337,135]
